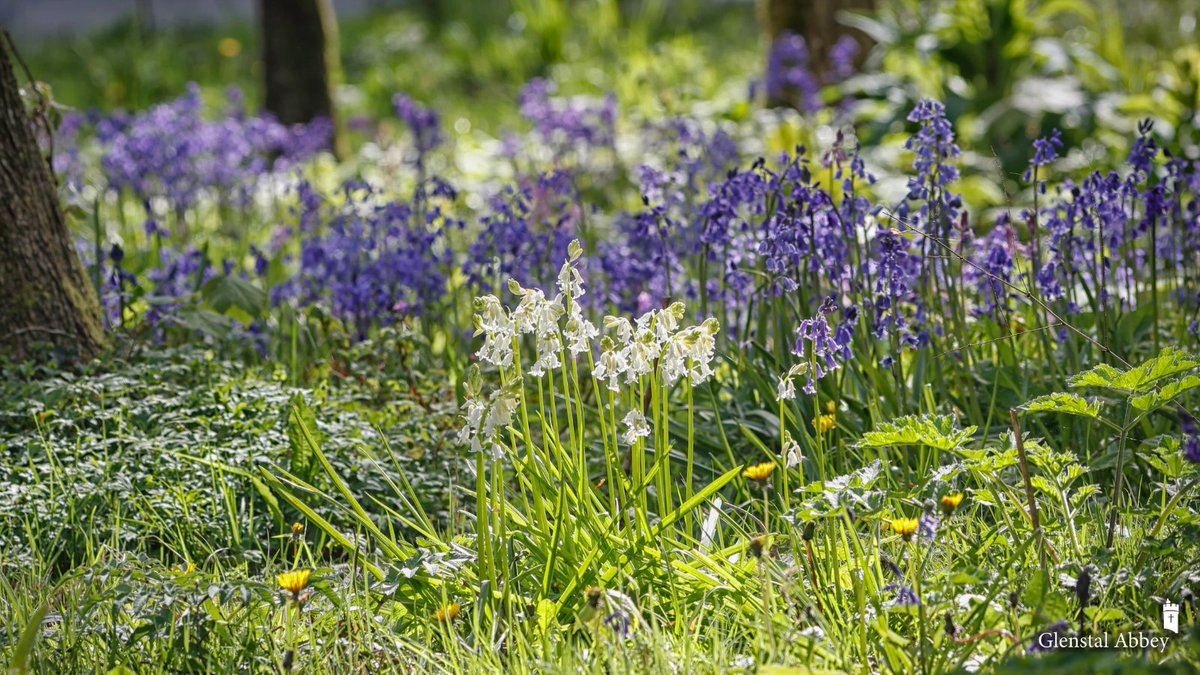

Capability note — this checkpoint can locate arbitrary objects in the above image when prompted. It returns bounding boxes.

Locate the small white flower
[624,330,661,383]
[622,410,651,446]
[557,260,586,300]
[474,295,509,334]
[564,306,597,354]
[529,332,563,377]
[653,303,683,344]
[477,322,516,368]
[604,315,633,344]
[513,288,563,336]
[777,376,796,402]
[594,348,627,392]
[483,390,519,438]
[784,433,804,468]
[776,363,809,402]
[660,337,689,383]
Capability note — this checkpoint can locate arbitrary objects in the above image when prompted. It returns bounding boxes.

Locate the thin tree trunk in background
[761,0,874,79]
[259,0,344,158]
[0,31,108,361]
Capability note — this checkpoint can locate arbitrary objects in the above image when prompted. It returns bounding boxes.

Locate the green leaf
[1020,392,1100,419]
[856,415,976,451]
[287,396,320,483]
[175,308,235,337]
[1131,373,1200,412]
[1084,607,1127,623]
[1069,347,1200,393]
[1067,363,1124,389]
[7,602,48,675]
[202,274,266,319]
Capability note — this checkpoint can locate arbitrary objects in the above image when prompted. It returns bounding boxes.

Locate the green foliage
[1020,392,1101,418]
[1068,347,1200,394]
[856,414,977,451]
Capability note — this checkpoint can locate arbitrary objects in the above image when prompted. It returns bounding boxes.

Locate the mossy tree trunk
[761,0,874,80]
[258,0,344,157]
[0,31,108,361]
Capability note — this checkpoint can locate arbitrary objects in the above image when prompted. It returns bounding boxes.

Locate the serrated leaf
[856,415,976,451]
[1021,392,1100,418]
[824,459,884,493]
[1068,363,1124,389]
[1131,373,1200,412]
[1069,347,1200,393]
[287,396,321,484]
[1030,475,1057,496]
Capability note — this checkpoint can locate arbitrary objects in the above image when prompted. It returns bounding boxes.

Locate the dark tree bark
[259,0,343,157]
[761,0,874,81]
[0,31,108,361]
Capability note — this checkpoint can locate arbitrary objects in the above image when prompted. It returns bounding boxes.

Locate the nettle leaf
[1069,347,1200,393]
[1130,373,1200,412]
[1067,363,1123,389]
[856,415,976,451]
[1030,475,1057,497]
[1020,392,1100,419]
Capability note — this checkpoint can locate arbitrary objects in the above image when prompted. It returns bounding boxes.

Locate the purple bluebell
[765,32,821,112]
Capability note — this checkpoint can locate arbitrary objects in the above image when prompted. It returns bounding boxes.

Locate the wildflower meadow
[2,0,1200,672]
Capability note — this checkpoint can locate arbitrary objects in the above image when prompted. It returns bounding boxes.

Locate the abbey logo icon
[1163,601,1179,634]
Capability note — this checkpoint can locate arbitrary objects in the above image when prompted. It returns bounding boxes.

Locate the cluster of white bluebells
[458,241,720,457]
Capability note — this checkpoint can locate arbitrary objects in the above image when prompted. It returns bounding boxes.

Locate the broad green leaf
[202,274,266,318]
[1020,392,1100,419]
[1131,373,1200,412]
[1069,347,1200,393]
[856,414,976,451]
[1067,363,1124,389]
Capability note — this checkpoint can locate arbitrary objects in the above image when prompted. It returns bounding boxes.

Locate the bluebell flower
[392,94,443,169]
[765,32,821,111]
[1023,129,1063,182]
[884,583,921,607]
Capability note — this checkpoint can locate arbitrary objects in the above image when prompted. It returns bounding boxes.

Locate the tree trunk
[761,0,874,81]
[0,31,108,361]
[259,0,344,157]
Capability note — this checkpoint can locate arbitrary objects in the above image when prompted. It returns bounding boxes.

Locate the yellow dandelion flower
[890,518,920,540]
[743,461,776,483]
[277,569,311,595]
[940,493,964,514]
[291,522,305,536]
[814,413,836,434]
[434,603,461,623]
[218,37,242,58]
[177,562,196,575]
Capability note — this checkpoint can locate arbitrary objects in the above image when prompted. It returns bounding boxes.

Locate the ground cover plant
[3,0,1200,673]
